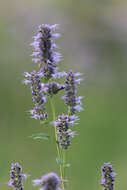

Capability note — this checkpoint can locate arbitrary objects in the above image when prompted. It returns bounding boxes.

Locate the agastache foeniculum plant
[7,24,116,190]
[23,24,83,189]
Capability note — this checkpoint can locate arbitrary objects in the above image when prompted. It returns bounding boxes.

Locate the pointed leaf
[30,133,50,140]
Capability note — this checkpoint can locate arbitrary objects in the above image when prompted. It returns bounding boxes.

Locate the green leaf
[30,133,50,140]
[56,158,63,165]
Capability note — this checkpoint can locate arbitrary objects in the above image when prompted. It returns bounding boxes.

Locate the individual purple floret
[53,114,78,149]
[24,71,48,120]
[33,172,63,190]
[62,70,83,115]
[52,71,67,79]
[8,163,27,190]
[30,24,62,79]
[101,163,115,190]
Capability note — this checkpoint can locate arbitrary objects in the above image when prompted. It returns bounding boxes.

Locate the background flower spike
[101,162,115,190]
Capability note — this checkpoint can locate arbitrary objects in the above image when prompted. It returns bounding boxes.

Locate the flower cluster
[62,70,83,115]
[24,71,48,120]
[8,163,27,190]
[24,25,83,150]
[31,24,62,79]
[101,163,115,190]
[33,172,63,190]
[53,115,78,149]
[22,24,83,189]
[24,24,65,120]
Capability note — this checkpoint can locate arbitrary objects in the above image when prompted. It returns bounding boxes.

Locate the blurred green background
[0,0,127,189]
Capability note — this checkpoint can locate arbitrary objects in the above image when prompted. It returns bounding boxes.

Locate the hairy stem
[50,98,65,189]
[63,149,66,187]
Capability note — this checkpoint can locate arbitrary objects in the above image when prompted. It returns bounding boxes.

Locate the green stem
[50,98,65,189]
[63,149,66,183]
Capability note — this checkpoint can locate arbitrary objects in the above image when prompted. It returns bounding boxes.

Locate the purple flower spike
[8,163,27,190]
[101,163,115,190]
[24,70,48,120]
[62,70,83,115]
[31,24,62,79]
[33,172,63,190]
[53,114,78,149]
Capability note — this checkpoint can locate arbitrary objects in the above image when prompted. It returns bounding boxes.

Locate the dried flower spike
[44,82,65,96]
[33,172,63,190]
[101,163,115,190]
[8,163,27,190]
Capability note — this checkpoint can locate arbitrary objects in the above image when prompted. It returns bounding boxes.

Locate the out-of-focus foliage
[0,0,127,190]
